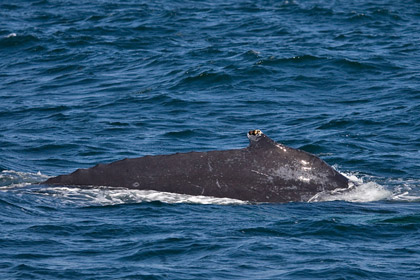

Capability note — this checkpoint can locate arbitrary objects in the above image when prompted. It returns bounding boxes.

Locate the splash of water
[1,170,419,205]
[38,187,247,206]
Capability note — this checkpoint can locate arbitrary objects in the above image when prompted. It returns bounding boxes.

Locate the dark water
[1,0,419,279]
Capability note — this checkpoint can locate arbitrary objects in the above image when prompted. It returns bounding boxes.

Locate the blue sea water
[1,0,420,279]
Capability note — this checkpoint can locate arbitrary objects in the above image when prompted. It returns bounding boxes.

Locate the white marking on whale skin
[269,184,297,193]
[298,176,310,182]
[276,144,287,152]
[251,169,268,176]
[132,182,140,187]
[251,170,273,182]
[189,183,205,195]
[300,160,312,171]
[269,165,320,184]
[215,180,221,189]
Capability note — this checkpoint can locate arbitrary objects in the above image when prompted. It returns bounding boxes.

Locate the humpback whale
[43,130,349,203]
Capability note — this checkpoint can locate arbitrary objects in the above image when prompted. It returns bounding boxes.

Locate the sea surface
[1,0,419,279]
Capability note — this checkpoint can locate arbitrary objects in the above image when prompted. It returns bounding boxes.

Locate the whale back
[43,132,349,203]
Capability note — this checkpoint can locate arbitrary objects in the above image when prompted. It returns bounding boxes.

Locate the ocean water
[1,0,419,279]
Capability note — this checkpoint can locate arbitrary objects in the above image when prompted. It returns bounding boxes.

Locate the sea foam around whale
[1,170,417,206]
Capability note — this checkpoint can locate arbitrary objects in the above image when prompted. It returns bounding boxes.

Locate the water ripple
[1,0,420,278]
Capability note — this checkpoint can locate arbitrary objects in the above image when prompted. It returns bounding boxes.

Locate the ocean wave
[0,33,40,48]
[174,71,233,89]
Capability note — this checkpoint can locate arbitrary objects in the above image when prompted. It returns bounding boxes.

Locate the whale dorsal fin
[247,130,277,149]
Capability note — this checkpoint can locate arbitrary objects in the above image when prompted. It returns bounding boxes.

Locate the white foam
[0,170,48,189]
[309,181,392,203]
[308,170,420,203]
[6,33,16,38]
[385,178,420,202]
[39,187,247,206]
